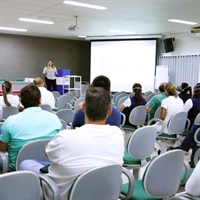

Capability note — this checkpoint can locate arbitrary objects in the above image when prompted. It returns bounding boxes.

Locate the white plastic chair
[0,170,60,200]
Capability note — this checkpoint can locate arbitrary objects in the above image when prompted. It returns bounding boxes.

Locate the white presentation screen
[90,39,157,93]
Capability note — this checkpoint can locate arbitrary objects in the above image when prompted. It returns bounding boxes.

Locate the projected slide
[90,39,157,93]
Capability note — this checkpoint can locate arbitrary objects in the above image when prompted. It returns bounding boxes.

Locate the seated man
[72,75,121,128]
[20,86,124,200]
[0,84,62,171]
[33,77,55,108]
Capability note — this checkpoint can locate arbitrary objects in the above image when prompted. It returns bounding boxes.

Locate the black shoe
[189,161,196,168]
[158,150,161,155]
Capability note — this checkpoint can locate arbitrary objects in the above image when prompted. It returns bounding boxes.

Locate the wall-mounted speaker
[161,38,174,53]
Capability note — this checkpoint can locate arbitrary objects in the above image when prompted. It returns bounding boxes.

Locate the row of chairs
[0,148,194,199]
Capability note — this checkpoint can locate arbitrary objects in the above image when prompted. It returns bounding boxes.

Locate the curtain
[157,55,200,89]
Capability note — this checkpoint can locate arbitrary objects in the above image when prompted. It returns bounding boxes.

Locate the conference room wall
[159,32,200,56]
[0,33,90,82]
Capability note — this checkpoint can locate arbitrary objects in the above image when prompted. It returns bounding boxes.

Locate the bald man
[34,77,55,108]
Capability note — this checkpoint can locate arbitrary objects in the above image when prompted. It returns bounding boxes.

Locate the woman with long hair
[177,82,192,103]
[43,59,58,91]
[154,82,184,134]
[120,83,146,125]
[0,81,21,108]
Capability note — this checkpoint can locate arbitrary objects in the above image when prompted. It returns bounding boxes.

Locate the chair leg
[132,168,140,180]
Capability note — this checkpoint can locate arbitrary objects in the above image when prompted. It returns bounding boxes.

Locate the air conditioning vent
[190,26,200,36]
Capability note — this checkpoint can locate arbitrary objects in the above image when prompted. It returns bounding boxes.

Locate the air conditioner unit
[190,27,200,36]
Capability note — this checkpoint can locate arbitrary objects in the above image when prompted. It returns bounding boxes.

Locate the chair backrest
[143,150,184,198]
[127,126,157,159]
[154,106,161,118]
[74,97,85,112]
[168,111,188,135]
[57,95,72,109]
[69,91,77,98]
[16,139,51,171]
[147,93,155,102]
[15,78,24,81]
[41,104,52,112]
[60,119,67,130]
[0,171,41,199]
[194,113,200,125]
[2,106,19,119]
[68,164,122,200]
[114,93,127,105]
[55,109,74,125]
[129,105,147,126]
[52,91,61,99]
[117,95,128,109]
[0,78,7,82]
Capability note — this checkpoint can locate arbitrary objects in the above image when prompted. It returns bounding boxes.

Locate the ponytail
[2,81,12,106]
[132,83,142,102]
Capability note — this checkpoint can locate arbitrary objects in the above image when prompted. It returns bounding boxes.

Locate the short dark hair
[20,85,41,108]
[85,86,111,121]
[92,75,111,93]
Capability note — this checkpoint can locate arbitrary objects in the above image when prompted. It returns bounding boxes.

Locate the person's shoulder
[75,108,84,115]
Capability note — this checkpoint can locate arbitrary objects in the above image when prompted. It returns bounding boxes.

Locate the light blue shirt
[0,107,62,169]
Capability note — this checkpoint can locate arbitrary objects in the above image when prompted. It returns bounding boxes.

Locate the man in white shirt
[33,77,55,108]
[20,86,124,200]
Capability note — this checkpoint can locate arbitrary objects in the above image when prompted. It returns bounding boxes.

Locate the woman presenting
[43,59,58,91]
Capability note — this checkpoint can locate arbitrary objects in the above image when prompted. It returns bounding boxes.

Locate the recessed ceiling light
[109,30,135,34]
[19,18,54,24]
[0,27,27,32]
[63,1,107,10]
[168,19,197,25]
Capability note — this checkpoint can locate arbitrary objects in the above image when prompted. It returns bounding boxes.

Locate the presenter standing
[43,59,58,91]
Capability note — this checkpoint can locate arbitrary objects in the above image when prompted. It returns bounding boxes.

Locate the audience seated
[120,83,146,126]
[0,81,23,111]
[33,77,55,108]
[177,82,192,103]
[183,83,200,129]
[146,82,167,119]
[185,160,200,196]
[0,84,62,171]
[19,86,124,200]
[153,82,184,134]
[71,75,121,128]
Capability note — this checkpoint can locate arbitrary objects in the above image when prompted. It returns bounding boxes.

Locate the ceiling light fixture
[0,27,27,32]
[109,30,135,34]
[63,1,107,10]
[168,19,197,25]
[19,18,54,24]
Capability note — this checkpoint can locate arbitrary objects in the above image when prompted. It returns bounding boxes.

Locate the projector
[68,25,79,31]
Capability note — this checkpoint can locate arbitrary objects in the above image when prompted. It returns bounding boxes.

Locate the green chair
[123,126,157,180]
[121,150,188,200]
[15,78,24,82]
[0,78,6,82]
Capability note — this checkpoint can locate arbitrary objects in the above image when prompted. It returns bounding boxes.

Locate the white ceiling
[0,0,200,41]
